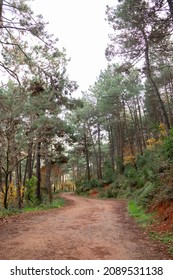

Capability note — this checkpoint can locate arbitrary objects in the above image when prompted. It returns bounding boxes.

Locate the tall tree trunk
[83,125,90,180]
[136,95,146,149]
[88,123,99,179]
[27,142,33,179]
[4,143,10,209]
[142,29,170,131]
[72,164,75,185]
[108,122,115,170]
[126,101,140,153]
[0,162,3,193]
[18,161,22,184]
[114,102,124,174]
[36,141,41,202]
[97,122,102,180]
[16,164,22,210]
[45,143,53,204]
[116,121,124,174]
[133,97,143,155]
[164,84,172,126]
[45,159,52,203]
[23,158,28,186]
[4,172,9,209]
[123,100,135,156]
[0,0,3,27]
[168,81,173,125]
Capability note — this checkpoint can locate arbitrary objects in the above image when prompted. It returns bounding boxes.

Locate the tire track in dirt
[0,193,172,260]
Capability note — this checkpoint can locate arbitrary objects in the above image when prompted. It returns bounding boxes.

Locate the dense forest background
[1,0,173,219]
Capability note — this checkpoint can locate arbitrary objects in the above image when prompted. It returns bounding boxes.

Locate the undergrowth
[128,201,155,227]
[74,133,173,256]
[0,197,64,219]
[128,201,173,256]
[149,232,173,255]
[24,197,64,212]
[0,208,20,218]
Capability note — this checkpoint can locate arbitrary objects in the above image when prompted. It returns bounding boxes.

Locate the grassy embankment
[128,201,173,256]
[0,196,64,219]
[75,130,173,255]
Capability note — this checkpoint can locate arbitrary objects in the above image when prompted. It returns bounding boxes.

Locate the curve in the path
[0,193,172,260]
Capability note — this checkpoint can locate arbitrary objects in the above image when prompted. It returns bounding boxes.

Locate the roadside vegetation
[70,1,173,255]
[0,180,64,218]
[128,200,173,256]
[75,128,173,255]
[1,0,173,256]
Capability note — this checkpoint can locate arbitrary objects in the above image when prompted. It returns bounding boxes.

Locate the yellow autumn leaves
[123,123,167,166]
[0,183,25,208]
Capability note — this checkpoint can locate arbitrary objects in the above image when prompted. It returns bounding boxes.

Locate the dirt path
[0,193,172,260]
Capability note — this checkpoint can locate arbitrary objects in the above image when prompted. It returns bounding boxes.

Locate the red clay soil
[0,193,172,260]
[149,200,173,232]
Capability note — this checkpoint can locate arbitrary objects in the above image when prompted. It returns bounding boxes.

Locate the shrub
[124,166,137,179]
[136,149,155,169]
[99,186,119,198]
[75,178,104,195]
[25,176,37,204]
[128,201,154,226]
[8,183,17,208]
[124,166,145,188]
[124,154,136,166]
[89,178,104,188]
[142,167,156,181]
[75,186,84,195]
[134,182,158,207]
[162,129,173,161]
[102,161,115,183]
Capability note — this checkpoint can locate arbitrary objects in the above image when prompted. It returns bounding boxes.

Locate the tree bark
[83,124,90,181]
[0,162,3,193]
[23,157,28,186]
[4,172,9,209]
[114,101,124,174]
[142,29,170,131]
[88,123,101,179]
[97,122,102,180]
[45,143,53,204]
[108,122,115,170]
[133,97,143,155]
[36,141,41,202]
[16,164,22,209]
[27,142,33,179]
[136,95,146,149]
[0,0,3,28]
[4,141,10,209]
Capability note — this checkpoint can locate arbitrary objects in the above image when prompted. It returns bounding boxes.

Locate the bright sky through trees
[30,0,117,96]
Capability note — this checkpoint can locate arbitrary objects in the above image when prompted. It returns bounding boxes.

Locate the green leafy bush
[25,176,37,204]
[134,182,158,207]
[124,166,136,180]
[128,201,154,226]
[102,161,115,183]
[162,129,173,161]
[98,186,119,198]
[24,197,64,211]
[124,166,145,188]
[75,178,103,195]
[142,167,156,181]
[137,148,161,169]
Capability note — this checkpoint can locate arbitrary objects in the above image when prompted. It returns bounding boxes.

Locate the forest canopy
[1,0,173,212]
